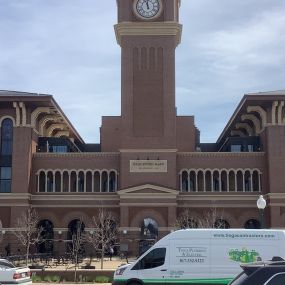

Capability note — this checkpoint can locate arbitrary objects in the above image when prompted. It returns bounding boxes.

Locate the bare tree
[174,208,198,229]
[87,209,118,269]
[68,219,85,283]
[198,208,218,228]
[175,208,228,230]
[13,208,43,265]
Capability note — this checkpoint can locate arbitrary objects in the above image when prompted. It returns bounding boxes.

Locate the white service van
[113,229,285,285]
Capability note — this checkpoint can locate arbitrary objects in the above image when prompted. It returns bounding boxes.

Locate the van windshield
[132,248,166,270]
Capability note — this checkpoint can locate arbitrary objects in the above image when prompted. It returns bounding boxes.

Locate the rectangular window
[0,167,12,193]
[230,145,242,152]
[50,145,68,153]
[248,145,254,152]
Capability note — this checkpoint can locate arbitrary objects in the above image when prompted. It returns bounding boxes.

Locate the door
[134,247,168,285]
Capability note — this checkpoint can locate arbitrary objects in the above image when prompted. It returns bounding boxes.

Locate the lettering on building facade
[130,160,167,173]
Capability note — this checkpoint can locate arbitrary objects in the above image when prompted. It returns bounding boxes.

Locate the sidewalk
[31,256,132,270]
[31,257,133,283]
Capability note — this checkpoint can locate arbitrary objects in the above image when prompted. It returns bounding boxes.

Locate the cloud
[200,10,285,65]
[176,0,285,141]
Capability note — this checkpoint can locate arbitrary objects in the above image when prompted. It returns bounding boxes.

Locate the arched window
[252,171,260,192]
[221,171,227,192]
[213,178,220,192]
[102,172,108,192]
[0,220,2,238]
[245,178,251,192]
[244,171,251,192]
[78,171,85,192]
[46,172,54,192]
[37,220,54,254]
[189,171,196,192]
[109,171,117,192]
[213,171,220,192]
[39,171,46,192]
[1,119,13,155]
[181,171,188,192]
[214,219,230,229]
[70,171,77,192]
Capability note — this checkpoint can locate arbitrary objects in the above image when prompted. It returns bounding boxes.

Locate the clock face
[134,0,163,20]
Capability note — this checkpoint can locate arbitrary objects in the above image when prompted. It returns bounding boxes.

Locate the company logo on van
[229,248,260,263]
[176,247,208,264]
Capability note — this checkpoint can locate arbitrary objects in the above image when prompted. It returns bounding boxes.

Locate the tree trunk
[101,249,104,269]
[74,261,77,283]
[26,244,30,266]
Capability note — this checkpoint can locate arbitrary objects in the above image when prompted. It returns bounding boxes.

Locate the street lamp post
[257,195,267,229]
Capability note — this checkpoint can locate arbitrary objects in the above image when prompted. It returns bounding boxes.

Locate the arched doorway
[139,218,158,256]
[67,219,85,254]
[37,220,54,254]
[244,219,261,229]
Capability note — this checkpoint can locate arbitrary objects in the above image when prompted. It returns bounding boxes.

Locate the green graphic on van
[229,248,260,263]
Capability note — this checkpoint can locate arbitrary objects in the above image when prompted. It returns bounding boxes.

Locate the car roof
[241,260,285,276]
[242,259,285,268]
[0,259,15,268]
[0,259,11,262]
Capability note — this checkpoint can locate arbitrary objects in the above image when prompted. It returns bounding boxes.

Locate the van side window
[132,248,166,270]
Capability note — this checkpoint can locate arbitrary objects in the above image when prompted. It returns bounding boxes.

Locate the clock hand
[146,0,149,10]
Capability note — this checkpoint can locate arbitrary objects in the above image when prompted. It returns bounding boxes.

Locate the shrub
[43,276,51,283]
[82,276,95,282]
[51,275,61,283]
[32,275,42,282]
[95,276,110,283]
[43,275,61,283]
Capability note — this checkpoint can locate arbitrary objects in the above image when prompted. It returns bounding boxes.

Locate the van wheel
[127,281,141,285]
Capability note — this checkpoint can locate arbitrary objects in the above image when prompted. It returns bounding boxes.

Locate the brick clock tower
[101,0,195,151]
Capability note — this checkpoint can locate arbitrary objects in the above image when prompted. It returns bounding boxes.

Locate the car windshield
[0,260,15,268]
[230,272,248,285]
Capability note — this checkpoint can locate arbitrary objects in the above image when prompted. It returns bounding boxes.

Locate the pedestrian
[109,245,114,261]
[5,243,11,257]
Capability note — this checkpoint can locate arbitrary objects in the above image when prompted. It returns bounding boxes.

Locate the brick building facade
[0,0,285,255]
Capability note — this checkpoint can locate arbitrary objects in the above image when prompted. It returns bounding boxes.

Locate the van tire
[127,280,142,285]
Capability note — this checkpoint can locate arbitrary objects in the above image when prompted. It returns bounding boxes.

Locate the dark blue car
[229,258,285,285]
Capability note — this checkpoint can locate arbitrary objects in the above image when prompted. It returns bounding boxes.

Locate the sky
[0,0,285,143]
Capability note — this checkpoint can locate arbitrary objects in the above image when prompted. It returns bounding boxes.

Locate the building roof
[217,91,285,146]
[0,90,48,96]
[0,90,84,144]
